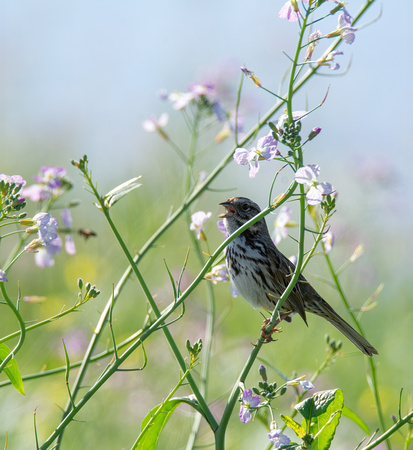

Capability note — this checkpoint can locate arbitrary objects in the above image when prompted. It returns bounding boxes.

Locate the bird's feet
[260,318,281,343]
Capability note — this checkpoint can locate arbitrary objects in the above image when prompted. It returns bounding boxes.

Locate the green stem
[0,283,26,374]
[361,411,413,450]
[54,168,217,449]
[0,299,88,345]
[324,253,388,448]
[286,5,311,122]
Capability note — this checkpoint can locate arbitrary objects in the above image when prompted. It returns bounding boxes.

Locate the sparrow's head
[219,197,266,235]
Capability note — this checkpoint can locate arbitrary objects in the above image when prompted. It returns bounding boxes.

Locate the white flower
[190,211,212,240]
[295,165,333,205]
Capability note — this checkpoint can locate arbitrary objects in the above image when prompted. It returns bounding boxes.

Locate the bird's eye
[241,203,250,211]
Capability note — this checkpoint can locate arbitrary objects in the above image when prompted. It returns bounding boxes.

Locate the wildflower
[205,264,228,283]
[189,82,216,98]
[233,148,259,178]
[273,206,295,245]
[168,91,195,110]
[317,50,343,70]
[33,166,66,189]
[142,113,169,138]
[278,0,308,22]
[322,231,335,254]
[217,219,228,238]
[34,236,62,267]
[25,213,63,267]
[0,174,26,186]
[0,270,8,282]
[31,213,58,244]
[268,429,291,449]
[190,211,212,240]
[295,165,333,205]
[234,132,279,178]
[305,29,322,60]
[20,184,48,202]
[300,380,315,391]
[240,66,261,87]
[326,11,357,44]
[212,102,227,122]
[62,209,76,255]
[239,389,261,423]
[22,166,68,202]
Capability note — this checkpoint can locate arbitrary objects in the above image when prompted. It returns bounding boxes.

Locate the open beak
[219,200,236,218]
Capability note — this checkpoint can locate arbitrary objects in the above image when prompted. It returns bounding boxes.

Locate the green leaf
[342,405,370,435]
[280,414,306,438]
[0,343,25,395]
[133,396,202,449]
[310,389,343,450]
[295,389,338,421]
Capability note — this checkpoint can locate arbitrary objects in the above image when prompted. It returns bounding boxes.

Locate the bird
[219,196,378,357]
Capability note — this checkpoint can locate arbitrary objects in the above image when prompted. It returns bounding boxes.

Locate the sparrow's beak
[219,200,236,218]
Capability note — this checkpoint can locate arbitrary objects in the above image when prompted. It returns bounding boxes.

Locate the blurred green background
[1,1,412,449]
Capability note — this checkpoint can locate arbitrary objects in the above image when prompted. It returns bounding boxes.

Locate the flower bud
[308,127,321,141]
[20,218,37,226]
[258,364,267,382]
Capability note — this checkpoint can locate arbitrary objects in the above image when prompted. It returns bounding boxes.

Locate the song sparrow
[219,196,378,357]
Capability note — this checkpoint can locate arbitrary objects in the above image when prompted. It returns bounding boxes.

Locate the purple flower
[278,0,308,22]
[300,380,315,391]
[205,264,228,284]
[234,148,259,178]
[217,219,228,238]
[20,184,49,202]
[0,270,8,282]
[142,113,169,133]
[309,29,322,43]
[322,231,335,254]
[212,102,227,122]
[305,29,322,60]
[190,211,212,240]
[338,11,357,44]
[273,206,293,245]
[0,174,26,186]
[318,50,344,70]
[295,165,333,205]
[34,235,62,267]
[22,166,67,202]
[240,66,262,87]
[34,166,66,189]
[239,389,261,423]
[189,82,216,98]
[32,213,58,244]
[62,209,76,255]
[25,213,63,267]
[268,429,291,449]
[327,10,357,44]
[234,132,279,178]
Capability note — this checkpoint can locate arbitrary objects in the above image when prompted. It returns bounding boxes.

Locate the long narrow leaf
[133,396,203,449]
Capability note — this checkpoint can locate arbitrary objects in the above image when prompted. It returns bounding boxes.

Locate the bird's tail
[321,302,378,357]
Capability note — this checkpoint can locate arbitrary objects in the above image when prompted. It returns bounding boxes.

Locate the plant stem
[361,410,413,450]
[0,283,26,374]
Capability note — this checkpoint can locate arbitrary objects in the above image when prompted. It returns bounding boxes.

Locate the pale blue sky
[1,1,411,244]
